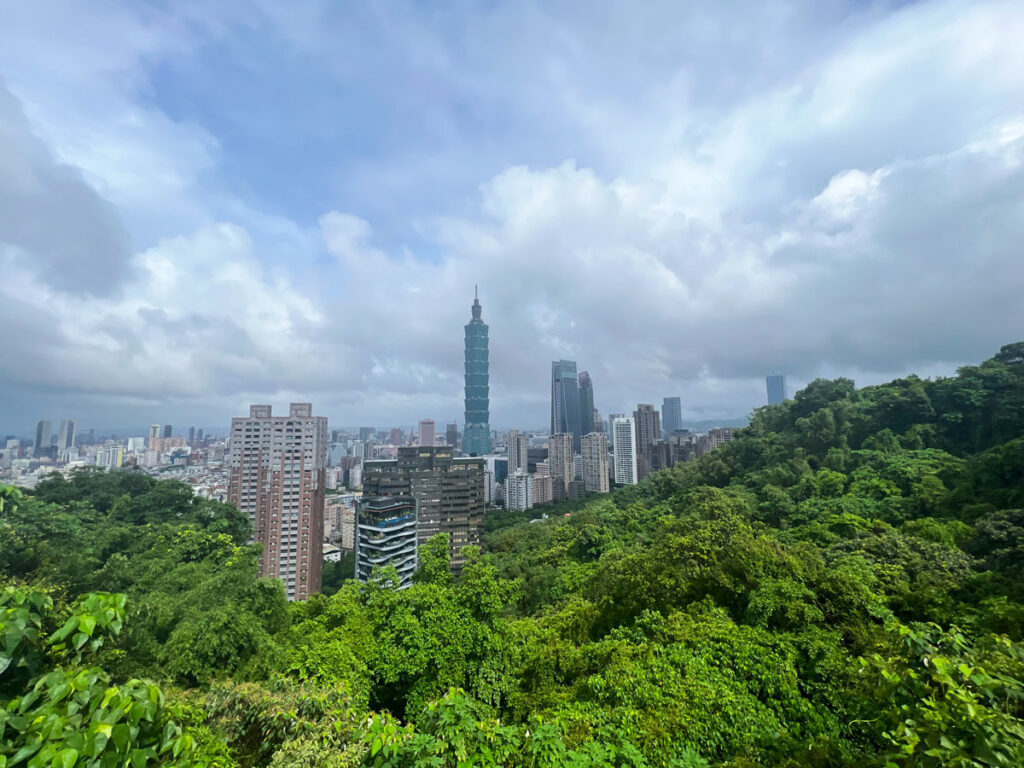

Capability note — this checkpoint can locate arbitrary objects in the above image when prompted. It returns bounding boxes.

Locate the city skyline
[3,2,1024,434]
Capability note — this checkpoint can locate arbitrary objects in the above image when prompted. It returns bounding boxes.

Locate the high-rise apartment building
[551,360,582,452]
[507,429,529,476]
[547,433,574,498]
[632,404,661,481]
[582,432,609,493]
[227,403,328,601]
[446,422,459,452]
[148,424,160,447]
[34,420,51,451]
[506,472,532,511]
[662,397,682,438]
[698,427,736,457]
[578,371,595,438]
[463,288,492,456]
[362,446,485,571]
[767,374,787,405]
[418,419,436,447]
[355,497,418,588]
[612,416,638,485]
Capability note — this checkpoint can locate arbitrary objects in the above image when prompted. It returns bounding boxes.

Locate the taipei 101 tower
[462,286,491,455]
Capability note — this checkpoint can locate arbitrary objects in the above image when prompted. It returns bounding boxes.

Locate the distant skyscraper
[446,422,459,451]
[196,428,204,442]
[227,403,328,601]
[390,428,404,446]
[551,360,582,452]
[34,420,51,451]
[662,397,682,438]
[547,433,574,498]
[767,374,787,405]
[188,426,196,443]
[419,419,436,447]
[612,417,638,485]
[57,419,75,452]
[632,404,661,481]
[463,288,491,456]
[578,371,595,438]
[507,429,529,476]
[359,427,376,442]
[582,432,609,494]
[163,424,172,438]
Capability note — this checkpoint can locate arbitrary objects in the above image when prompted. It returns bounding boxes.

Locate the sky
[1,0,1023,436]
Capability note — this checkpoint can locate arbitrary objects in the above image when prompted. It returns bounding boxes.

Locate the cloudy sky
[2,0,1023,435]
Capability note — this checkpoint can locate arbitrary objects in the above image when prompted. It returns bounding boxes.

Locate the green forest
[3,343,1024,768]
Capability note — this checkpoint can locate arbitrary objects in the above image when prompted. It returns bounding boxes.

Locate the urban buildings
[506,471,532,511]
[227,403,328,601]
[507,429,529,476]
[547,433,574,498]
[418,419,436,447]
[57,419,75,454]
[551,360,582,452]
[355,497,418,588]
[163,424,172,438]
[612,416,638,485]
[390,428,404,446]
[462,288,492,456]
[767,374,787,405]
[446,422,459,452]
[699,427,736,456]
[362,446,485,571]
[359,427,375,442]
[662,397,682,438]
[632,404,661,481]
[578,371,595,437]
[34,420,51,452]
[582,432,609,493]
[148,424,160,448]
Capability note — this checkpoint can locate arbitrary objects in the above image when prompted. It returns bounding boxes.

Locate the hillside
[2,343,1024,767]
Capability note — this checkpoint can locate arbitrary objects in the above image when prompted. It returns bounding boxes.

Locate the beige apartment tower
[227,403,328,600]
[582,432,609,493]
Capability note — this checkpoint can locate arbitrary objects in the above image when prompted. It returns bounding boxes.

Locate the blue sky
[1,0,1023,434]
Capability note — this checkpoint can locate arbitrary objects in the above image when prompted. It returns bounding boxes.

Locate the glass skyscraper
[578,371,595,437]
[463,288,491,455]
[551,359,582,452]
[766,373,787,405]
[662,396,682,438]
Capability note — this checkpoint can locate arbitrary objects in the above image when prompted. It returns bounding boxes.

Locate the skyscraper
[362,446,485,572]
[34,420,51,451]
[463,287,491,456]
[446,422,459,451]
[163,424,172,438]
[612,417,638,485]
[188,426,196,443]
[662,397,682,438]
[547,433,574,498]
[578,371,595,437]
[390,428,404,446]
[582,432,609,494]
[418,419,436,447]
[633,404,661,481]
[767,374,787,405]
[551,360,582,452]
[227,403,328,601]
[507,429,529,476]
[57,419,75,452]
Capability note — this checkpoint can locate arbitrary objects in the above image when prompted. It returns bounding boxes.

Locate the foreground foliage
[2,342,1024,766]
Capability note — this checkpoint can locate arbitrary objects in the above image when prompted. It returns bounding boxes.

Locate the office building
[163,424,172,438]
[362,446,485,571]
[632,404,661,481]
[547,433,574,498]
[418,419,436,447]
[612,416,638,485]
[196,428,204,442]
[148,424,160,448]
[359,427,376,442]
[389,428,403,446]
[767,374,787,405]
[662,397,682,438]
[506,472,532,511]
[578,371,595,437]
[355,497,418,589]
[507,429,529,476]
[188,426,196,443]
[551,360,582,452]
[582,432,609,493]
[446,422,459,452]
[57,419,75,455]
[463,287,492,456]
[34,420,51,452]
[227,403,328,601]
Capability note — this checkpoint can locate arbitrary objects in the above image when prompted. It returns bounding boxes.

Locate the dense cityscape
[1,289,785,600]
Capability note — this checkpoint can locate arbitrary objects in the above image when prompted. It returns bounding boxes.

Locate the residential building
[148,424,160,448]
[547,433,574,497]
[633,404,661,481]
[551,359,582,452]
[95,446,123,470]
[767,374,787,405]
[227,403,328,601]
[531,473,554,506]
[390,428,404,446]
[418,419,436,447]
[698,427,736,457]
[462,287,492,455]
[361,446,485,572]
[662,397,682,438]
[506,471,532,511]
[582,432,609,493]
[612,416,638,485]
[355,497,418,588]
[578,371,595,437]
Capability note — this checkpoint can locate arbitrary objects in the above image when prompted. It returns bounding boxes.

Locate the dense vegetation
[3,342,1024,767]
